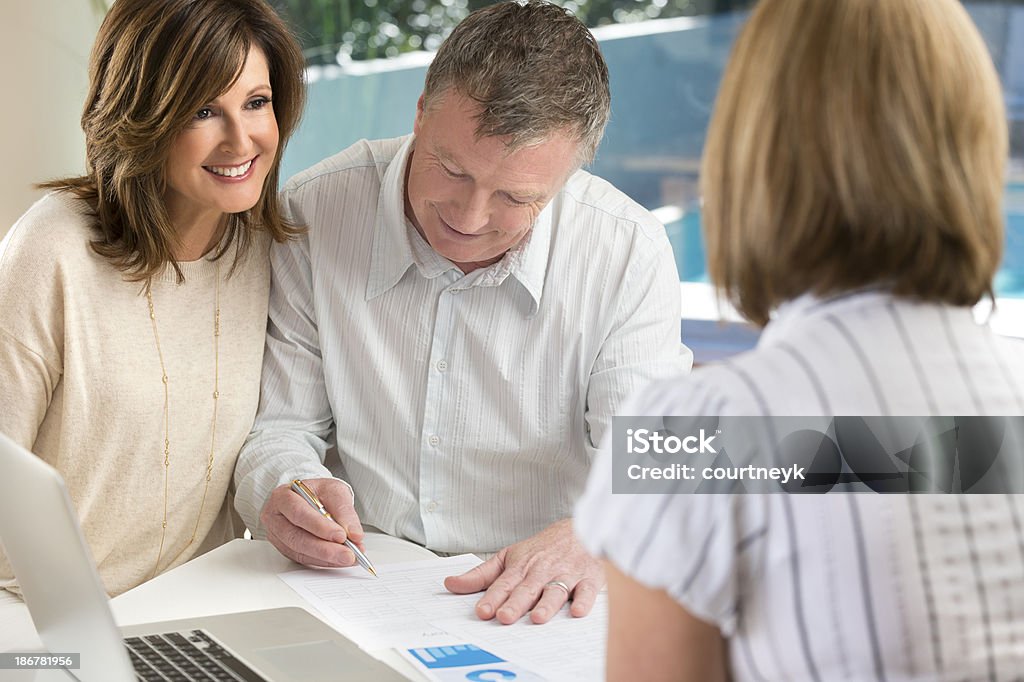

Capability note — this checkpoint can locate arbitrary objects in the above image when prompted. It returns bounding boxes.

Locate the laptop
[0,431,406,682]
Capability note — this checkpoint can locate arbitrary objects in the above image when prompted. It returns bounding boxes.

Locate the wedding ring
[545,580,572,598]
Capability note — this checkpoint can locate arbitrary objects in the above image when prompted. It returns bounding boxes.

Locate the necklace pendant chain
[147,261,222,579]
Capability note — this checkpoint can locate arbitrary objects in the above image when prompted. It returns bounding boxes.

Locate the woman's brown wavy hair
[44,0,306,281]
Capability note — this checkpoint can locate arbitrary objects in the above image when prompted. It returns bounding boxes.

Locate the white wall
[1,3,101,236]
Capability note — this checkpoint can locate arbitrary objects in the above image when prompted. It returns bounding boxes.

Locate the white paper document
[429,599,608,681]
[278,555,606,680]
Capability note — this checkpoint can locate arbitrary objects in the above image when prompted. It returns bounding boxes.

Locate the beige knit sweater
[0,193,270,596]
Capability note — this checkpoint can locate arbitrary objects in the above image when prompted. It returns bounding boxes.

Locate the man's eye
[441,164,466,179]
[505,194,529,206]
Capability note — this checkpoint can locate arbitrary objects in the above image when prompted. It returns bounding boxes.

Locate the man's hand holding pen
[260,478,372,573]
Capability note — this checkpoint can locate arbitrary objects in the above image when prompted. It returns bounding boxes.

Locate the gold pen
[290,479,377,577]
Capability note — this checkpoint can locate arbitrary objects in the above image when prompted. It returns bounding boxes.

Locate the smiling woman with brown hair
[575,0,1024,679]
[0,0,304,600]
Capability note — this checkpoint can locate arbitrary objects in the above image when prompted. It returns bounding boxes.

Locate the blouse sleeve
[0,198,66,450]
[574,374,767,636]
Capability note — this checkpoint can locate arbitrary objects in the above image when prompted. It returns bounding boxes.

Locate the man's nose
[450,187,491,234]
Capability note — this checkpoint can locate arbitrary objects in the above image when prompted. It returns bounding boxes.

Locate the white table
[1,536,440,681]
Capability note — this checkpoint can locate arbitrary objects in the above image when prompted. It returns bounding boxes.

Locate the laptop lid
[0,430,135,682]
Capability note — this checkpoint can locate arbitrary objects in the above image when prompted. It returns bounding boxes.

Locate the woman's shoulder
[627,359,768,418]
[1,192,98,267]
[9,191,94,234]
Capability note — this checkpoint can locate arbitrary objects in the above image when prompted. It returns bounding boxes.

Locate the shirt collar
[366,134,553,316]
[757,290,884,348]
[486,203,551,315]
[757,288,976,349]
[366,135,419,301]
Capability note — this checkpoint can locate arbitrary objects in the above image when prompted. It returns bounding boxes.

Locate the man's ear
[414,94,426,136]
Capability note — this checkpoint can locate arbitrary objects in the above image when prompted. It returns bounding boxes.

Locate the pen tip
[369,567,378,577]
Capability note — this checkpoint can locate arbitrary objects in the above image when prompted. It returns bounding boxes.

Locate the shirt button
[425,501,439,513]
[436,359,448,372]
[428,435,440,447]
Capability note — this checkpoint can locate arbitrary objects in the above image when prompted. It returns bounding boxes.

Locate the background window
[273,0,1024,343]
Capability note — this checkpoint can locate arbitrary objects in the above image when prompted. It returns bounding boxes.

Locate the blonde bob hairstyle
[46,0,305,281]
[702,0,1008,327]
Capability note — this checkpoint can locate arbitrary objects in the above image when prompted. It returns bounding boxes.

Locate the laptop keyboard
[124,629,266,681]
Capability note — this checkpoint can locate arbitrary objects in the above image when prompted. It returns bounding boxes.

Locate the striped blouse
[576,291,1024,680]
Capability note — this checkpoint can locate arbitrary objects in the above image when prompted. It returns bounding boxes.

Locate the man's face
[405,91,580,273]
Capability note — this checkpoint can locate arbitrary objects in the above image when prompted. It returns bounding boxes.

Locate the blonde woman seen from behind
[576,0,1024,679]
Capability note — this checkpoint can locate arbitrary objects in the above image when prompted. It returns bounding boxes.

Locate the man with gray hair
[235,0,690,624]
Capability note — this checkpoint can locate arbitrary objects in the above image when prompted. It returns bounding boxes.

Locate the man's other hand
[443,519,604,624]
[260,478,365,568]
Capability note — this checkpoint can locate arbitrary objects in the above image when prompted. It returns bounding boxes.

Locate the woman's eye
[247,96,272,110]
[194,107,214,121]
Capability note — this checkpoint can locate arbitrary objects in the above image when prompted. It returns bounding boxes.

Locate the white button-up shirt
[235,135,691,554]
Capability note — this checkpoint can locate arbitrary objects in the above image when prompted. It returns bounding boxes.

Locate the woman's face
[164,46,279,234]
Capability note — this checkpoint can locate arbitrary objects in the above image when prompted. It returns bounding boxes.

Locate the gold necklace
[145,260,221,579]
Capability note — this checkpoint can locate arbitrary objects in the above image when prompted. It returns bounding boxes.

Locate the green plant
[273,0,754,64]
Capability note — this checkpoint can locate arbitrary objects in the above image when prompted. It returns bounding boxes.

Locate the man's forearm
[233,432,333,537]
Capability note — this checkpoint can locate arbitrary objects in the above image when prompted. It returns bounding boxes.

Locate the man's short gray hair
[423,0,611,166]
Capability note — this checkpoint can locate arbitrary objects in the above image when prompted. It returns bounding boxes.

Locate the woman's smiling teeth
[205,158,254,177]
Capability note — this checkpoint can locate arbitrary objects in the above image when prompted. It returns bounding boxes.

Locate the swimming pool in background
[664,182,1024,299]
